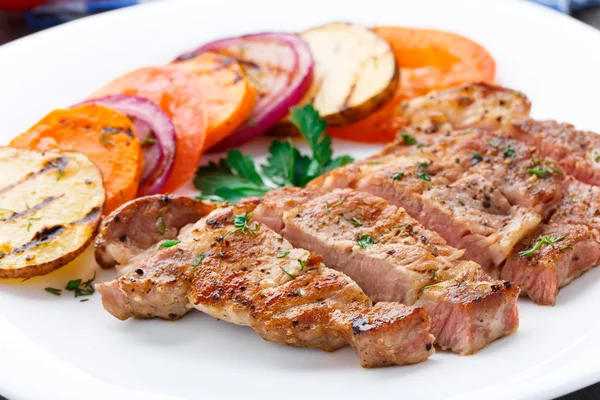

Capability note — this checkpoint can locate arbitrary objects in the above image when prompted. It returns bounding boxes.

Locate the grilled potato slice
[0,147,105,279]
[301,22,398,126]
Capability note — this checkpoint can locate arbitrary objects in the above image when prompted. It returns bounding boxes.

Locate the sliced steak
[96,200,257,321]
[256,188,520,354]
[420,174,541,273]
[415,280,519,354]
[502,222,600,305]
[99,202,435,367]
[94,195,216,270]
[511,120,600,186]
[397,82,531,135]
[185,206,434,367]
[551,177,600,236]
[253,186,323,233]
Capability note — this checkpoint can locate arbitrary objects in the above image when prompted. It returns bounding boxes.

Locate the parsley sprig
[194,105,354,202]
[224,211,260,237]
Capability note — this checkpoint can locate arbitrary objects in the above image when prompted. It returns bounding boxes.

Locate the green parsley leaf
[393,171,405,180]
[350,217,362,227]
[261,139,296,187]
[401,133,417,145]
[518,235,565,258]
[65,279,81,291]
[276,250,290,258]
[417,172,431,181]
[280,266,296,279]
[225,211,260,236]
[298,259,307,271]
[45,287,61,296]
[503,146,515,158]
[192,253,205,267]
[157,211,166,235]
[290,104,330,174]
[472,152,483,165]
[357,235,374,249]
[160,240,180,248]
[528,165,561,179]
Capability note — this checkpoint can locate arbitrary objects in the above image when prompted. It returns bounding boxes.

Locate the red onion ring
[176,32,314,152]
[76,95,177,195]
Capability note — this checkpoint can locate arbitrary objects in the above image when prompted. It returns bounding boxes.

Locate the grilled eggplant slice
[0,147,105,279]
[300,22,398,126]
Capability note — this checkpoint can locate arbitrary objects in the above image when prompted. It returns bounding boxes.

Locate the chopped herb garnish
[455,158,460,164]
[157,211,166,235]
[595,154,600,162]
[518,235,565,258]
[160,240,180,248]
[280,266,296,279]
[472,152,483,165]
[401,133,417,145]
[325,202,331,216]
[392,171,405,180]
[417,172,431,181]
[357,235,374,249]
[276,250,290,258]
[528,165,561,178]
[350,217,362,227]
[330,199,345,208]
[192,253,205,267]
[65,272,96,298]
[298,259,307,271]
[49,161,65,181]
[225,211,260,236]
[416,161,429,168]
[80,299,89,303]
[99,127,120,147]
[45,287,61,296]
[503,146,516,158]
[143,137,156,145]
[430,270,436,280]
[0,208,15,215]
[490,141,499,148]
[560,243,573,250]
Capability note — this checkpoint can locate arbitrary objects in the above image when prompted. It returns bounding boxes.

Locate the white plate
[1,1,600,399]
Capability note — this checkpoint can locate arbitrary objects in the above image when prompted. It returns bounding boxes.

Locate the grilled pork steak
[397,82,531,134]
[511,120,600,186]
[309,153,541,273]
[502,222,600,305]
[256,188,520,354]
[98,201,435,368]
[94,195,216,270]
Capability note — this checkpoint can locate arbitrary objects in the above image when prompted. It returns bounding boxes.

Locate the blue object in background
[531,0,600,12]
[26,0,158,29]
[24,0,600,30]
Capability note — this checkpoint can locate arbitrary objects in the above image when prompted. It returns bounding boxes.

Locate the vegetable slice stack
[10,104,143,213]
[176,32,314,152]
[78,95,177,196]
[92,66,207,193]
[173,51,257,151]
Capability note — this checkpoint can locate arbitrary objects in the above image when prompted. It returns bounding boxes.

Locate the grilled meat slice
[254,186,324,233]
[415,280,519,354]
[94,195,216,270]
[97,245,197,320]
[502,222,600,305]
[421,174,541,272]
[185,206,434,367]
[380,129,564,217]
[397,82,531,135]
[450,132,564,217]
[279,189,468,304]
[550,177,600,236]
[96,200,258,320]
[256,188,520,354]
[511,120,600,186]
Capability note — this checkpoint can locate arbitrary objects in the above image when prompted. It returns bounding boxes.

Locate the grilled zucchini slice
[0,147,105,279]
[301,22,398,126]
